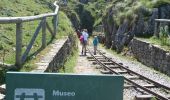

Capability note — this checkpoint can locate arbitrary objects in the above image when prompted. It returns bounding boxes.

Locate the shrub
[159,25,169,45]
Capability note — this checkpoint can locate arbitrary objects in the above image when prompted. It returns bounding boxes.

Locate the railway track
[0,47,170,100]
[87,47,170,100]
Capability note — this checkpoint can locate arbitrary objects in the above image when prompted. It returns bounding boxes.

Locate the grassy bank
[59,49,78,73]
[0,0,76,84]
[20,11,75,72]
[0,0,57,64]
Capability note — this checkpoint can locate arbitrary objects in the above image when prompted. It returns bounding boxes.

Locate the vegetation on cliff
[100,0,170,51]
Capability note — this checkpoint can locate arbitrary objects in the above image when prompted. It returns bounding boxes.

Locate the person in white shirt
[81,29,89,56]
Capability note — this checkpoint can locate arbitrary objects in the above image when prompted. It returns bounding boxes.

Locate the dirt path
[74,43,100,74]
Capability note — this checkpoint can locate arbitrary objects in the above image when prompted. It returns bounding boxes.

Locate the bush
[0,67,6,84]
[159,25,169,45]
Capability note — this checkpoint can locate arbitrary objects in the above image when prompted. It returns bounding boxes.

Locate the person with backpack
[81,29,89,56]
[79,34,84,44]
[93,35,99,55]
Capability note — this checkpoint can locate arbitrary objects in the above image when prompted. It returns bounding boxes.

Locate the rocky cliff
[102,0,170,52]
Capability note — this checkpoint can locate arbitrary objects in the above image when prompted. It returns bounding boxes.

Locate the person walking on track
[81,29,89,56]
[93,35,99,55]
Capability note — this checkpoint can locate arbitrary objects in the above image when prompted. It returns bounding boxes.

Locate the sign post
[6,72,124,100]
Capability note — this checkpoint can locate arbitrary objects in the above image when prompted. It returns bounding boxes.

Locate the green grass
[137,37,170,51]
[0,1,76,83]
[0,0,54,17]
[103,46,136,61]
[57,11,74,39]
[59,49,78,73]
[20,11,75,72]
[102,0,170,26]
[0,19,55,64]
[0,0,56,64]
[0,0,75,66]
[0,66,6,84]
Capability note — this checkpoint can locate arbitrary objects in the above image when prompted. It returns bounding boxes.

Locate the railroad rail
[87,47,170,100]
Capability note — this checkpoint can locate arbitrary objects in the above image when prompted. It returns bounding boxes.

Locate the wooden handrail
[0,1,60,67]
[155,19,170,22]
[0,1,59,24]
[154,19,170,38]
[54,1,59,13]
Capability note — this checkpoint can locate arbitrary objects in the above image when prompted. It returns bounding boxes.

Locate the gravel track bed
[131,80,150,85]
[150,88,170,97]
[98,48,170,99]
[100,49,170,87]
[124,88,142,100]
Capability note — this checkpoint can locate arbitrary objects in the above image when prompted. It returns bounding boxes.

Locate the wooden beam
[0,13,56,24]
[125,76,139,80]
[135,95,154,100]
[0,2,59,24]
[102,62,114,65]
[124,84,156,88]
[21,20,43,63]
[15,22,23,68]
[116,70,128,74]
[53,15,57,36]
[46,22,54,36]
[54,1,59,13]
[155,19,170,22]
[100,70,112,74]
[154,21,159,38]
[42,17,46,48]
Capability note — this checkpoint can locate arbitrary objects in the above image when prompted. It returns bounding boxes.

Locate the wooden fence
[0,1,59,68]
[154,19,170,37]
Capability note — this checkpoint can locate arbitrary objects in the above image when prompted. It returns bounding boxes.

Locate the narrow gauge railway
[87,47,170,100]
[0,48,170,100]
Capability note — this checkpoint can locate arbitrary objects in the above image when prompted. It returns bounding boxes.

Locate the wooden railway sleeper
[102,62,114,65]
[100,70,112,74]
[108,66,121,69]
[125,76,140,80]
[124,84,156,89]
[116,70,128,74]
[135,95,154,100]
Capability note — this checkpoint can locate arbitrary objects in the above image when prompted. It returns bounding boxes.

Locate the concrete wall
[130,38,170,76]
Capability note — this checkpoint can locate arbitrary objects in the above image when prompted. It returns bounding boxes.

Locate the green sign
[6,72,124,100]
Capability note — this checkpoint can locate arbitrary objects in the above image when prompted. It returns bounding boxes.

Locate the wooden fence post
[42,17,46,48]
[15,22,23,68]
[154,21,159,38]
[53,15,57,36]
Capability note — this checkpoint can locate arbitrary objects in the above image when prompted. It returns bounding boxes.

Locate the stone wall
[46,34,77,72]
[130,38,170,76]
[32,34,77,72]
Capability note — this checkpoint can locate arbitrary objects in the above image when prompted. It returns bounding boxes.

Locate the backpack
[80,35,84,43]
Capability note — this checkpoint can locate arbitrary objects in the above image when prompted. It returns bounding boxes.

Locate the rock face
[67,12,80,30]
[79,0,95,3]
[79,0,89,4]
[72,3,95,34]
[102,4,170,52]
